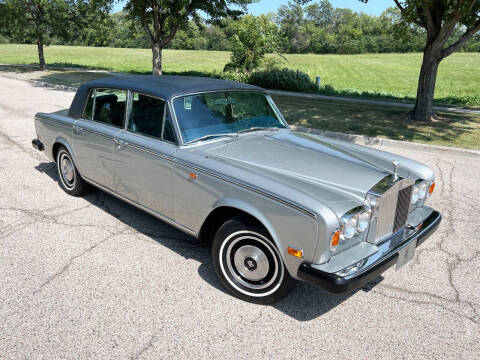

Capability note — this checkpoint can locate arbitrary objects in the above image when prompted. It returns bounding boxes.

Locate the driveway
[0,76,479,359]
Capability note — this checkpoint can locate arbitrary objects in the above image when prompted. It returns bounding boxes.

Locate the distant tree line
[4,0,478,55]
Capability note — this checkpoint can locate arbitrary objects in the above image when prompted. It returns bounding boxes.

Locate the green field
[1,44,479,106]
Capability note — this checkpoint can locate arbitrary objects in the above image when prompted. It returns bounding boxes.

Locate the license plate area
[396,240,417,270]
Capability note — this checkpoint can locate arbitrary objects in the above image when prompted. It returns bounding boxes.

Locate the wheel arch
[52,137,75,163]
[198,198,280,250]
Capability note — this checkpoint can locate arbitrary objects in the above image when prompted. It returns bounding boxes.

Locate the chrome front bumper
[297,210,442,293]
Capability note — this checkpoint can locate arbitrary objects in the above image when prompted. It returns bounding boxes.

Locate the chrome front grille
[373,178,413,243]
[393,186,413,232]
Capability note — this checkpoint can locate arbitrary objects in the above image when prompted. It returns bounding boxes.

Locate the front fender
[211,196,319,280]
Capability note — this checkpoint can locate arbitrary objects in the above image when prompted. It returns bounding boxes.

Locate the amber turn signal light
[189,172,198,179]
[330,230,340,249]
[428,182,435,194]
[287,246,304,258]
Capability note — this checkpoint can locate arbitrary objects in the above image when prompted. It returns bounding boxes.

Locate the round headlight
[357,211,370,232]
[418,182,428,200]
[411,186,419,204]
[342,217,357,240]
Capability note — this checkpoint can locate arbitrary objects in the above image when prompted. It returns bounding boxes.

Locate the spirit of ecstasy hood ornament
[392,160,400,182]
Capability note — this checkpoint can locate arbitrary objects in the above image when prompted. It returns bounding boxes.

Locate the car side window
[82,88,127,128]
[128,93,165,140]
[162,116,176,143]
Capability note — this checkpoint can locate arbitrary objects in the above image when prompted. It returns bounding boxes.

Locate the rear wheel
[56,146,91,196]
[212,217,295,304]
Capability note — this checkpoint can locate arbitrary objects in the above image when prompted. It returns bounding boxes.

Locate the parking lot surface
[0,76,479,359]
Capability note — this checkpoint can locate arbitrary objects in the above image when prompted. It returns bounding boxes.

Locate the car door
[73,88,127,190]
[113,91,177,220]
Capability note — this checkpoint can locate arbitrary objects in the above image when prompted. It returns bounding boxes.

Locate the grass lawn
[1,44,479,107]
[273,95,480,150]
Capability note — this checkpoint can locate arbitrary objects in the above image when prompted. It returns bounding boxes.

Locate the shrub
[247,68,316,92]
[221,69,250,83]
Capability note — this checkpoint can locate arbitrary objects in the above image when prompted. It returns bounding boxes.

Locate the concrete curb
[30,79,78,92]
[1,72,478,156]
[269,89,480,115]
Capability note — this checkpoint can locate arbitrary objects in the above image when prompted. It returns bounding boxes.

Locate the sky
[112,0,395,16]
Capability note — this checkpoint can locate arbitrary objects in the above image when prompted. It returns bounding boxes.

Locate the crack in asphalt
[372,288,479,324]
[130,334,157,360]
[377,157,480,325]
[32,227,129,295]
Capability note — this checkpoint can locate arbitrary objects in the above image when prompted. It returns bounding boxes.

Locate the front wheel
[212,217,295,304]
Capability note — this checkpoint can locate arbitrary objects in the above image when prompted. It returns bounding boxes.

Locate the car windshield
[172,91,287,144]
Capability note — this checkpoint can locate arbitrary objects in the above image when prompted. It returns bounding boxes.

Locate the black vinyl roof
[69,74,264,118]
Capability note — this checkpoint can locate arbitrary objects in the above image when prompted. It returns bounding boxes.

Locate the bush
[221,69,250,83]
[247,68,316,92]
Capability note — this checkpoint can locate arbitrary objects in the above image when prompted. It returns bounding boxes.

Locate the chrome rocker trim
[297,210,442,294]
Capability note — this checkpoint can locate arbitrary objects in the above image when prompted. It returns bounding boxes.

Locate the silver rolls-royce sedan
[32,75,441,304]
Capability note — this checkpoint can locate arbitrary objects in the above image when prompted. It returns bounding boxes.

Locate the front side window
[172,91,287,144]
[128,93,165,139]
[82,88,127,128]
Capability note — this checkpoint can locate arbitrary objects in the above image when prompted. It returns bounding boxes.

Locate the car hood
[203,131,393,213]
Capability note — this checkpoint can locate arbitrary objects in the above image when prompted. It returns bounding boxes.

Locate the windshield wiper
[237,127,281,134]
[184,133,239,145]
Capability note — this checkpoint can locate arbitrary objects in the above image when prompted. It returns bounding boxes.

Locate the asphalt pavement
[0,76,479,359]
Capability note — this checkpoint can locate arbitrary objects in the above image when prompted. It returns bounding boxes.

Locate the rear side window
[82,88,127,128]
[128,93,165,140]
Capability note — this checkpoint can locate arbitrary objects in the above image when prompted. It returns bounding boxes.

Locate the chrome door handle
[73,125,83,134]
[114,138,128,149]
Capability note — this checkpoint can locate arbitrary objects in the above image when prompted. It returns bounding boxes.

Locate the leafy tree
[224,14,280,71]
[276,0,310,53]
[123,0,256,75]
[110,11,150,48]
[305,0,334,26]
[362,0,480,121]
[0,0,112,69]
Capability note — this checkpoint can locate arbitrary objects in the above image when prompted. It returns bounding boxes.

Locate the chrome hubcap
[224,235,280,291]
[61,156,74,182]
[233,245,269,281]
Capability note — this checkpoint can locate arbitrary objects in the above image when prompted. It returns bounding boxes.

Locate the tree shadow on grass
[273,95,479,149]
[34,160,382,321]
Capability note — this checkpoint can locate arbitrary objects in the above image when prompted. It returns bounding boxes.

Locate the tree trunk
[152,42,162,76]
[410,49,440,122]
[37,38,46,71]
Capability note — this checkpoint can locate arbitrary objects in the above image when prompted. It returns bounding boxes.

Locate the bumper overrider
[297,210,442,294]
[32,138,44,151]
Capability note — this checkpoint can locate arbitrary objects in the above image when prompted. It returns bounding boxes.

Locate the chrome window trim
[124,90,176,144]
[81,88,95,121]
[80,87,127,129]
[169,89,288,146]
